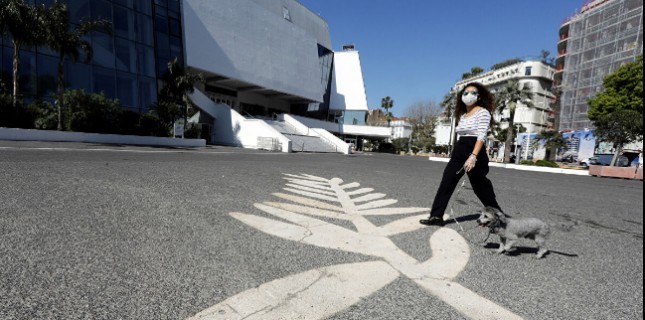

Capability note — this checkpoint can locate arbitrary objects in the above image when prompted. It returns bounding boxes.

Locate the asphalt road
[0,141,642,320]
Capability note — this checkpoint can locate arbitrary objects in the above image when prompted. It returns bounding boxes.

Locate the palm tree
[533,129,567,161]
[43,1,111,130]
[160,58,204,135]
[495,80,534,163]
[0,0,46,107]
[380,96,394,127]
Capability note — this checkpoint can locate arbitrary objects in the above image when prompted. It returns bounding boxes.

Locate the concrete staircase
[266,120,341,153]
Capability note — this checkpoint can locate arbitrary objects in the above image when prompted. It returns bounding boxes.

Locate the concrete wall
[330,51,369,111]
[183,0,327,102]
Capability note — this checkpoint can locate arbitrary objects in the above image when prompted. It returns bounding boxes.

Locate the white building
[439,60,557,149]
[183,0,390,152]
[389,119,413,140]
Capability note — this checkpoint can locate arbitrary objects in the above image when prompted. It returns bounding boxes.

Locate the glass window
[36,54,58,98]
[18,50,37,97]
[169,36,182,61]
[2,47,13,87]
[138,78,157,111]
[90,0,113,22]
[525,66,533,76]
[169,18,181,37]
[155,0,168,8]
[66,62,91,92]
[117,72,137,107]
[168,0,180,13]
[92,32,115,68]
[92,66,116,98]
[157,57,170,77]
[68,0,90,24]
[115,38,136,73]
[136,44,155,77]
[135,13,154,45]
[155,33,170,60]
[113,0,133,9]
[113,6,135,40]
[133,0,152,15]
[155,14,168,35]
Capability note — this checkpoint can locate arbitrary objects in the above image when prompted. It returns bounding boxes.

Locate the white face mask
[461,94,478,106]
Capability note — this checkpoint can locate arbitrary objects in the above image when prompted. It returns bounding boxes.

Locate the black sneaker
[419,216,444,226]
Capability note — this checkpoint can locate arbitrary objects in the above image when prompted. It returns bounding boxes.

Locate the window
[136,44,155,77]
[92,67,116,98]
[115,38,136,72]
[117,73,137,107]
[135,13,154,45]
[525,66,533,76]
[114,6,135,40]
[92,32,115,68]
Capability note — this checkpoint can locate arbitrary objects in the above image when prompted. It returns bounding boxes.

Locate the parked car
[585,154,629,167]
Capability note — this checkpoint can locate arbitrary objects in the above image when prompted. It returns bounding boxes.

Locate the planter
[588,165,637,179]
[636,168,643,181]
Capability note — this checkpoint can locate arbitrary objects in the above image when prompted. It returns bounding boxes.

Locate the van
[587,154,629,167]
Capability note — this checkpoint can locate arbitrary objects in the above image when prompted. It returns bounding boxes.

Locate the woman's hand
[464,154,477,172]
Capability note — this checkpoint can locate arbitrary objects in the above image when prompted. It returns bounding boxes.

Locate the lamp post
[524,130,531,160]
[514,124,520,163]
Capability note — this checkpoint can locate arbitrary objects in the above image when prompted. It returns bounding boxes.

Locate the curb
[428,157,590,176]
[0,127,206,148]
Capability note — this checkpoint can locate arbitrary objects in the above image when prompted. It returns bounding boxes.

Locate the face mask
[461,94,478,106]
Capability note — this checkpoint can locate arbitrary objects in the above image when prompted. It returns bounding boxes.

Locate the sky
[297,0,585,117]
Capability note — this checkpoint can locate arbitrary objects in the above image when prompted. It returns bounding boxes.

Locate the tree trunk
[12,42,21,108]
[611,144,621,167]
[57,55,65,131]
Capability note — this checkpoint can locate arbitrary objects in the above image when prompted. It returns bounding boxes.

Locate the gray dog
[477,207,550,259]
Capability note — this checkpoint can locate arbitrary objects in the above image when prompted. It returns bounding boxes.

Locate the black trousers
[430,137,502,217]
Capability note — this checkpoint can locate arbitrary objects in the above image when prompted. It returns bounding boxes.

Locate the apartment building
[435,60,557,149]
[556,0,643,131]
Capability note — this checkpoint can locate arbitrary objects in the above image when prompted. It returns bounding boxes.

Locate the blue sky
[298,0,584,117]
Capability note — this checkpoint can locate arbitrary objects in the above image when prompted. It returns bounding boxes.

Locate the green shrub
[30,99,57,130]
[183,123,201,139]
[535,160,560,167]
[0,94,36,129]
[64,90,121,133]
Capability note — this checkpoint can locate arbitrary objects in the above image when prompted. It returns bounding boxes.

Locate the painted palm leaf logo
[190,174,522,320]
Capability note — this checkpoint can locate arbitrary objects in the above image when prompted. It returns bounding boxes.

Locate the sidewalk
[428,156,590,176]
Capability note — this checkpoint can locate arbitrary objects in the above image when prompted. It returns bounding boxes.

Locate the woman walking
[420,82,503,226]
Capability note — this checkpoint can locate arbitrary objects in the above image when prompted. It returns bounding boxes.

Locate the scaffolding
[558,0,643,131]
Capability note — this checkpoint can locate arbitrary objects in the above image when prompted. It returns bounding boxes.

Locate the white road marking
[191,173,523,320]
[187,261,399,320]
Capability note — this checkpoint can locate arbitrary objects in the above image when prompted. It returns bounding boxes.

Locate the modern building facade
[1,0,389,152]
[1,0,180,113]
[556,0,643,131]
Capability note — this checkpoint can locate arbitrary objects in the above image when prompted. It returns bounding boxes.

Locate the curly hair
[455,82,496,125]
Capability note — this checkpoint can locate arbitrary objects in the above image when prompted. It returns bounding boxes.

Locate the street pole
[525,133,529,160]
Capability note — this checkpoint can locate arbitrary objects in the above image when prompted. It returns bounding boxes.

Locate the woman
[420,82,503,226]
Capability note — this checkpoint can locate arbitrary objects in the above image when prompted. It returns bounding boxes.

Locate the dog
[477,207,550,259]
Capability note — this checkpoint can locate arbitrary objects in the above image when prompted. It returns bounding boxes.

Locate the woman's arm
[464,110,491,172]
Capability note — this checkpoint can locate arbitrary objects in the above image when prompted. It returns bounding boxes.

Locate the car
[587,154,629,167]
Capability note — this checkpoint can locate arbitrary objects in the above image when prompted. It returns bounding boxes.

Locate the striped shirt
[455,108,491,142]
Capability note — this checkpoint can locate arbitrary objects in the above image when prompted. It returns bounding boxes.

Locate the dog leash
[448,167,491,245]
